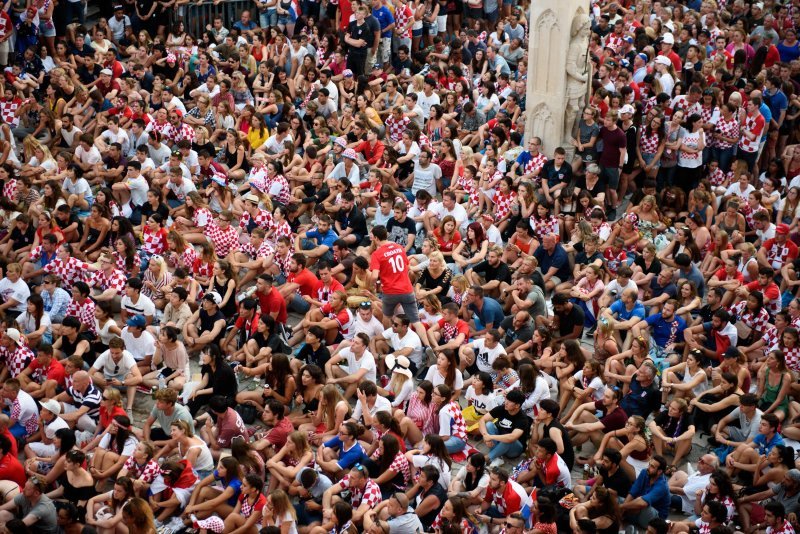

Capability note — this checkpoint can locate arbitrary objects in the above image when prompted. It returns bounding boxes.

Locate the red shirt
[265,416,294,449]
[355,139,385,165]
[0,452,26,488]
[1,427,17,458]
[338,0,353,31]
[437,318,470,343]
[27,358,65,388]
[713,267,744,283]
[100,405,128,430]
[256,286,288,325]
[234,310,260,337]
[370,242,413,294]
[287,268,319,297]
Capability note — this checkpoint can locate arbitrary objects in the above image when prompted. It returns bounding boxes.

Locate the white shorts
[60,403,97,433]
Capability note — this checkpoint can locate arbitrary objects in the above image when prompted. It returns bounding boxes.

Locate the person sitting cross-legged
[564,387,628,449]
[477,388,531,467]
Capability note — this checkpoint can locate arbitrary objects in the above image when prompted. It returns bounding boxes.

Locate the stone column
[524,0,592,157]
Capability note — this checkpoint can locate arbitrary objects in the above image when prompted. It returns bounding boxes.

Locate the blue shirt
[468,297,505,329]
[645,313,687,348]
[213,471,243,506]
[629,470,671,519]
[41,287,71,319]
[533,244,571,283]
[322,436,366,470]
[765,88,788,125]
[620,379,660,419]
[760,102,772,142]
[233,20,258,32]
[609,300,646,322]
[753,432,784,456]
[306,227,339,248]
[371,6,395,38]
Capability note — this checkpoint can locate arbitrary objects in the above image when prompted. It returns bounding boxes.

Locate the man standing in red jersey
[369,225,419,327]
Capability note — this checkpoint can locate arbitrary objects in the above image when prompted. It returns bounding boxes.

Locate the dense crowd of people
[4,0,800,533]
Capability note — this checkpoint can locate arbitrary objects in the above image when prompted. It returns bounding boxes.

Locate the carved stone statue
[563,12,591,145]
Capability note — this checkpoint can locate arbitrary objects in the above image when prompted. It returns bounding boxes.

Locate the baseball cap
[777,223,791,235]
[655,55,672,66]
[127,315,146,328]
[5,328,22,346]
[343,69,353,78]
[100,68,113,76]
[204,291,222,305]
[620,104,635,115]
[661,32,675,44]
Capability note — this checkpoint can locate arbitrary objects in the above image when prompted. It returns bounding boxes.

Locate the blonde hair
[451,275,469,293]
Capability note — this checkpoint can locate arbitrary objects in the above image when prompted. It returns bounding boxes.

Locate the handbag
[235,403,258,425]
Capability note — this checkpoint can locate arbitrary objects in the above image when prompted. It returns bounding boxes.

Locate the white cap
[40,399,61,415]
[100,68,113,76]
[661,32,674,44]
[203,291,222,305]
[5,328,22,346]
[655,55,672,66]
[620,104,636,115]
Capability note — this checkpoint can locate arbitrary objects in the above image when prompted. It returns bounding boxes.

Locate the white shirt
[0,277,30,313]
[417,91,440,119]
[120,327,156,362]
[62,177,93,201]
[92,349,137,378]
[351,394,392,422]
[380,327,423,367]
[411,162,441,197]
[43,416,69,439]
[124,175,149,207]
[341,347,377,384]
[679,472,711,513]
[430,202,468,232]
[470,338,506,373]
[351,314,384,339]
[120,294,156,318]
[424,365,464,391]
[75,145,102,165]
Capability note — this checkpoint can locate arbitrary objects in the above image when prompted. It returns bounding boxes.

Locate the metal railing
[176,0,255,40]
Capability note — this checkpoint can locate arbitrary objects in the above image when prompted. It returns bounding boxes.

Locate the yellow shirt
[246,127,270,151]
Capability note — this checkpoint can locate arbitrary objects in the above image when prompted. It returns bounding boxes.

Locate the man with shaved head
[51,370,101,433]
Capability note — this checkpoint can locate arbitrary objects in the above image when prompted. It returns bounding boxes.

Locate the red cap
[777,223,790,235]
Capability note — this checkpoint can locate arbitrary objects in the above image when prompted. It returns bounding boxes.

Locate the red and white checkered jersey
[44,257,91,290]
[204,221,240,257]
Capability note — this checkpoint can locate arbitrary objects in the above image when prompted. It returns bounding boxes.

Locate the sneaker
[425,346,436,365]
[489,457,505,468]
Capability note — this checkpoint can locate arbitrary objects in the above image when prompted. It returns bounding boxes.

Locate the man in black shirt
[386,202,416,253]
[345,6,373,77]
[536,292,584,342]
[694,286,724,326]
[479,389,531,464]
[334,190,368,247]
[467,247,512,298]
[292,325,331,373]
[575,448,633,501]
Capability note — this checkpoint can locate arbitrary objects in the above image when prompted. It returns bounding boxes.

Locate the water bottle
[158,375,166,391]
